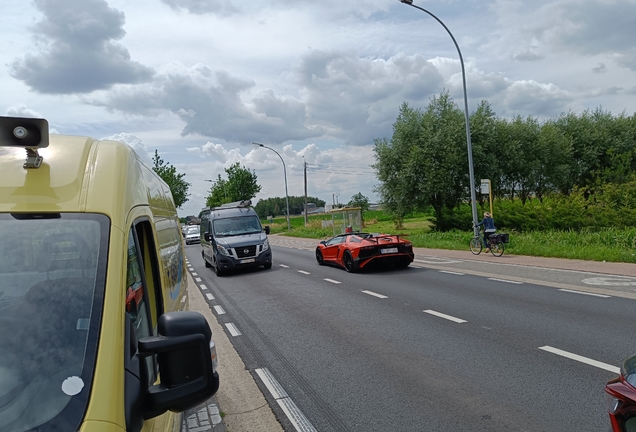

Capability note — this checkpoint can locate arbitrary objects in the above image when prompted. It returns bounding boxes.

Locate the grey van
[200,200,272,276]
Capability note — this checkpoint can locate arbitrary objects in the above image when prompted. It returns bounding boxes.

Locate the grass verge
[263,211,636,263]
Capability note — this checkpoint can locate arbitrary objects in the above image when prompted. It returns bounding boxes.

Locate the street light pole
[252,142,291,231]
[398,0,479,234]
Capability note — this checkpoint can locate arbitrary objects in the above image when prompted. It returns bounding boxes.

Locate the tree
[347,192,370,211]
[205,163,261,208]
[374,92,467,229]
[347,192,370,223]
[373,104,420,228]
[152,150,190,209]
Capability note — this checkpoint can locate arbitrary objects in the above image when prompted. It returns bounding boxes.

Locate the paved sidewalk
[182,399,224,432]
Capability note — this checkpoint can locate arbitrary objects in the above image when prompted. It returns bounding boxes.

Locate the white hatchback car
[185,225,201,244]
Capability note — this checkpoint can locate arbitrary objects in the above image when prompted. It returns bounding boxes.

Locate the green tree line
[374,90,636,230]
[254,196,326,219]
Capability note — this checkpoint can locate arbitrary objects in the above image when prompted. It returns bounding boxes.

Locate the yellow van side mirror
[139,312,219,415]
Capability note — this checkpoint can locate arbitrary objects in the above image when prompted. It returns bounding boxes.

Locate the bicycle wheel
[490,241,504,257]
[469,237,482,255]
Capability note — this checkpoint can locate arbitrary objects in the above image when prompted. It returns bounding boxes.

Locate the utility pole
[304,159,308,225]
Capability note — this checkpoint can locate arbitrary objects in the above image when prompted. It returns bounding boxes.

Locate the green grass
[262,211,636,263]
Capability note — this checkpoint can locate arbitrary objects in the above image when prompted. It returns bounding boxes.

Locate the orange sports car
[315,233,414,272]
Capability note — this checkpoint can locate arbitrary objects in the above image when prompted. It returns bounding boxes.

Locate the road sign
[480,179,490,194]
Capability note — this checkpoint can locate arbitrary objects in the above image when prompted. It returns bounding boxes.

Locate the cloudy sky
[2,0,636,218]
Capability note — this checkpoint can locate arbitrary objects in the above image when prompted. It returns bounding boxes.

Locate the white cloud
[5,104,44,118]
[101,132,153,166]
[10,0,153,94]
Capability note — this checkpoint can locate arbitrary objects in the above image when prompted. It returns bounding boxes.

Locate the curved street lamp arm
[398,0,479,233]
[252,142,291,230]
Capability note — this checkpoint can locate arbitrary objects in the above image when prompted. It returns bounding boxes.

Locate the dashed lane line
[488,277,523,285]
[324,278,341,284]
[206,293,215,301]
[200,284,208,290]
[423,309,467,324]
[439,270,465,275]
[558,289,611,298]
[225,323,242,337]
[298,270,311,275]
[539,346,619,374]
[213,305,225,315]
[361,290,388,299]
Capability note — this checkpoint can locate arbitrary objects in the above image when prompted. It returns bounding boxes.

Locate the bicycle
[469,232,505,257]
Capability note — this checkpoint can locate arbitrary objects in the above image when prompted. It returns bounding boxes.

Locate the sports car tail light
[358,246,378,259]
[605,374,636,431]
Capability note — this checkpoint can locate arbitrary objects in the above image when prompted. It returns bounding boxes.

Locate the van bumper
[216,250,272,270]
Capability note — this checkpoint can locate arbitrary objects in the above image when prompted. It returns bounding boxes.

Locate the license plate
[240,258,256,264]
[381,248,398,254]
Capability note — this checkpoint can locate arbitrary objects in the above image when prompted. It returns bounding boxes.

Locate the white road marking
[180,295,186,304]
[255,368,317,432]
[582,276,636,286]
[213,305,225,315]
[298,270,311,275]
[225,323,242,337]
[324,278,341,284]
[559,289,611,298]
[200,284,207,290]
[279,264,289,268]
[539,346,620,374]
[439,270,465,275]
[423,309,467,323]
[488,277,523,284]
[195,277,202,282]
[191,272,198,276]
[362,290,388,299]
[205,293,215,301]
[415,258,462,264]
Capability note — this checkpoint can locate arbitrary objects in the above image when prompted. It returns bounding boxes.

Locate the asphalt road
[184,242,632,432]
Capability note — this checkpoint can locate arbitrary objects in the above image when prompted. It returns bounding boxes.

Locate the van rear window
[0,213,108,432]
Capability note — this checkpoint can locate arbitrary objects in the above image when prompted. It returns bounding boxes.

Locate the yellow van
[0,117,219,432]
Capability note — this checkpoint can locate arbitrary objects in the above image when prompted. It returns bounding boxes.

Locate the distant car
[605,354,636,431]
[185,225,200,245]
[315,233,414,272]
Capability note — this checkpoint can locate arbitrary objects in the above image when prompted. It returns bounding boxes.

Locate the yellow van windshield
[0,213,108,432]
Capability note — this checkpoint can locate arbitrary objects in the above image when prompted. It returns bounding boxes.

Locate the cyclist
[473,212,496,252]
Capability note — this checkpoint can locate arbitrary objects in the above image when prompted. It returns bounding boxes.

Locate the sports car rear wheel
[316,248,325,265]
[343,251,356,273]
